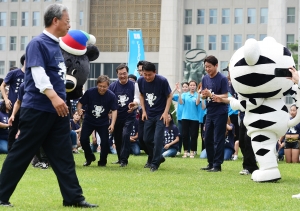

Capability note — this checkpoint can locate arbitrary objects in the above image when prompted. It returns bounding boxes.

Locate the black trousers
[239,120,258,173]
[229,114,240,141]
[138,108,148,154]
[181,119,199,151]
[113,118,135,164]
[7,111,20,151]
[0,108,84,204]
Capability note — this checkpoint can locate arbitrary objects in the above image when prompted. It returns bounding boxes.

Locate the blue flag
[128,30,145,77]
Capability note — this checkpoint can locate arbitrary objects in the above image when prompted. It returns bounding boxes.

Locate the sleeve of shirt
[31,66,53,93]
[133,82,140,105]
[163,78,172,96]
[3,71,14,84]
[172,94,179,101]
[173,125,179,137]
[202,77,207,89]
[111,94,118,111]
[79,91,88,106]
[221,77,229,94]
[137,78,143,95]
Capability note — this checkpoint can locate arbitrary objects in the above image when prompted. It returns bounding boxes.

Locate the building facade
[0,0,299,95]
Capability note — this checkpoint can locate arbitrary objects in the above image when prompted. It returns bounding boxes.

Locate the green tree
[288,41,298,69]
[169,102,177,124]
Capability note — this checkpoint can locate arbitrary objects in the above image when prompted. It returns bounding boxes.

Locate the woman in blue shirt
[179,80,200,158]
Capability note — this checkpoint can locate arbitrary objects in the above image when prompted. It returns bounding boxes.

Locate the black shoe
[97,161,106,167]
[144,163,151,168]
[0,201,13,207]
[120,163,127,167]
[200,165,213,170]
[83,155,96,166]
[160,156,165,164]
[111,160,120,164]
[63,200,98,208]
[150,166,158,172]
[207,167,222,172]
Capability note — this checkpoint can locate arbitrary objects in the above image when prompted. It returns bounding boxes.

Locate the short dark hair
[181,82,189,87]
[115,63,129,73]
[128,74,137,82]
[142,62,156,72]
[97,75,110,86]
[204,55,218,66]
[44,4,68,28]
[188,80,197,87]
[137,61,145,68]
[20,54,25,66]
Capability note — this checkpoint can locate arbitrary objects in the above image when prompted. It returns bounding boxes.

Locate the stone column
[158,0,183,87]
[267,0,286,45]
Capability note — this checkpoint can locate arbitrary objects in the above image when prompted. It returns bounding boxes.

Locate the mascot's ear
[86,45,100,61]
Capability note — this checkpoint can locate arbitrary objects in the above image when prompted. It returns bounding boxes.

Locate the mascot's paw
[251,168,281,182]
[292,193,300,199]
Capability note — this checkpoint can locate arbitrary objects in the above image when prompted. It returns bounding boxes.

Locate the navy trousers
[143,115,164,168]
[113,117,135,164]
[80,120,110,166]
[205,113,227,168]
[0,108,84,204]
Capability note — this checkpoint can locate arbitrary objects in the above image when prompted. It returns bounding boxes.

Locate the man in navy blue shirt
[0,54,25,151]
[109,64,140,167]
[137,62,172,172]
[77,75,118,167]
[200,55,228,172]
[0,4,97,208]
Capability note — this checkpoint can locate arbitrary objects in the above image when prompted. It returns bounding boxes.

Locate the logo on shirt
[15,78,24,93]
[92,105,105,118]
[118,94,129,107]
[146,93,157,107]
[164,130,174,144]
[57,62,66,84]
[288,126,297,134]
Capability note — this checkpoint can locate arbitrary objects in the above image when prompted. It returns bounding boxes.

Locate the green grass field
[0,152,300,211]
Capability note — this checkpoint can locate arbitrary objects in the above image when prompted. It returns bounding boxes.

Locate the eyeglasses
[118,72,128,76]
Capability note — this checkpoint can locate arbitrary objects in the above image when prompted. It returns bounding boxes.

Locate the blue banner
[128,30,145,77]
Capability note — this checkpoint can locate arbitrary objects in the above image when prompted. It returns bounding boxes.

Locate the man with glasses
[77,75,118,167]
[109,63,140,167]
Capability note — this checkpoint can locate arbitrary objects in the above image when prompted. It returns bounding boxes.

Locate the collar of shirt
[43,29,59,43]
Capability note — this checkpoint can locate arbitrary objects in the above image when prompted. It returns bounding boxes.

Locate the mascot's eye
[234,56,275,67]
[283,47,291,56]
[76,61,80,66]
[65,59,72,67]
[71,69,77,75]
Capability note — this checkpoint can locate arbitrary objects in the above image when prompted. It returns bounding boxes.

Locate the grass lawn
[0,152,300,211]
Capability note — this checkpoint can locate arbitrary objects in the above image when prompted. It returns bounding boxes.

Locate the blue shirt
[109,80,136,122]
[164,124,179,150]
[22,33,66,113]
[137,75,171,118]
[181,92,199,121]
[70,119,80,131]
[202,72,228,116]
[172,94,183,121]
[198,98,207,123]
[4,68,24,106]
[0,110,9,140]
[227,93,238,116]
[225,123,235,151]
[17,83,25,102]
[79,88,118,126]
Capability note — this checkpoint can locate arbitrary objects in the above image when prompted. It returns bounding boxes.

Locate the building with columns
[0,0,299,92]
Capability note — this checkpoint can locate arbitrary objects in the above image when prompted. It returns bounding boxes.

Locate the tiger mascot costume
[228,37,300,182]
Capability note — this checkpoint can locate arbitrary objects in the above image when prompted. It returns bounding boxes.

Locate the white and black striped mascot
[228,37,300,182]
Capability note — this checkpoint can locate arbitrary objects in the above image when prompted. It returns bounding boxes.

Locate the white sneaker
[239,169,250,175]
[232,155,238,161]
[292,193,300,199]
[176,151,180,156]
[187,153,190,157]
